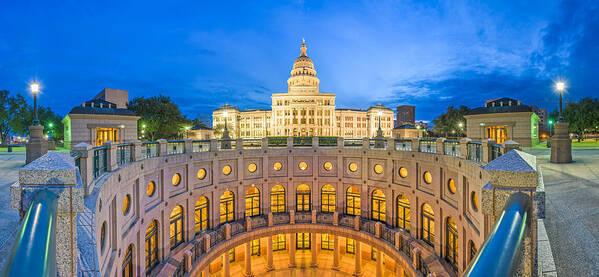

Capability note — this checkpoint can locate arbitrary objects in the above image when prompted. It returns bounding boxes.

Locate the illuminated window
[245,187,260,217]
[423,171,432,184]
[248,163,257,173]
[371,189,386,222]
[471,192,479,212]
[195,197,209,234]
[346,238,356,254]
[371,247,377,261]
[396,195,411,232]
[321,234,334,250]
[122,194,131,215]
[323,161,333,171]
[448,179,456,194]
[220,191,235,223]
[273,234,286,251]
[222,165,232,175]
[296,184,311,212]
[399,167,408,178]
[197,168,206,180]
[145,220,159,273]
[122,244,134,277]
[298,161,308,171]
[421,204,435,246]
[229,248,235,262]
[469,240,478,264]
[346,186,361,216]
[251,239,260,256]
[147,181,155,197]
[100,221,106,252]
[270,185,285,213]
[296,233,311,250]
[172,173,181,186]
[321,185,336,213]
[170,206,184,249]
[273,162,283,171]
[446,217,458,268]
[374,164,384,174]
[348,162,358,172]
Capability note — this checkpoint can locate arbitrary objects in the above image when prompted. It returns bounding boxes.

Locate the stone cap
[19,152,78,186]
[482,150,537,188]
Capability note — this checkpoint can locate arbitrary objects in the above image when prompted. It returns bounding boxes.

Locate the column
[311,233,317,267]
[223,253,230,277]
[203,267,210,277]
[289,233,296,268]
[332,235,340,270]
[376,248,383,277]
[244,242,253,277]
[354,241,362,276]
[266,236,274,271]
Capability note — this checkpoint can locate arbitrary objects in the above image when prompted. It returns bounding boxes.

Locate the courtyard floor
[0,154,24,269]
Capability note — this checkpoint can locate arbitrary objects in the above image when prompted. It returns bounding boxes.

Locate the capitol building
[212,41,394,138]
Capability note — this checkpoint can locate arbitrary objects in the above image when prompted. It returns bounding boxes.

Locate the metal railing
[490,144,503,161]
[418,139,436,153]
[93,146,107,178]
[444,140,460,157]
[267,137,287,148]
[167,141,185,155]
[343,138,362,148]
[293,137,312,147]
[116,143,133,166]
[142,142,159,159]
[318,137,337,147]
[463,193,531,277]
[394,139,412,151]
[192,140,210,152]
[2,190,58,277]
[242,138,262,149]
[369,138,388,149]
[467,142,482,164]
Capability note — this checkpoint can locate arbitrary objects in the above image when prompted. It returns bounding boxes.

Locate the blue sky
[1,0,597,122]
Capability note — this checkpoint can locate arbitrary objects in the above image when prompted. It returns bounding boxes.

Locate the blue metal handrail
[3,190,58,277]
[463,192,531,277]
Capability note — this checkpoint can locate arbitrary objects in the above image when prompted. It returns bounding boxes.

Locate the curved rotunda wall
[92,146,487,276]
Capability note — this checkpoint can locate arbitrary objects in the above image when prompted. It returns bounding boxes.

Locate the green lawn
[527,140,599,149]
[0,146,69,153]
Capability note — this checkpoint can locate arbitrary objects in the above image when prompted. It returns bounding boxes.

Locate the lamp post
[555,80,566,121]
[458,122,464,137]
[30,81,40,125]
[221,111,232,149]
[185,126,191,139]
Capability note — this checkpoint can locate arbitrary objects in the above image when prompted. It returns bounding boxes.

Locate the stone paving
[0,154,25,269]
[525,149,599,277]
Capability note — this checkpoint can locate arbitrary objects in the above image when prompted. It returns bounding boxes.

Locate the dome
[291,40,316,76]
[287,39,320,93]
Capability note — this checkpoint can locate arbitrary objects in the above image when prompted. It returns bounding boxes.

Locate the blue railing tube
[2,190,58,277]
[463,192,531,277]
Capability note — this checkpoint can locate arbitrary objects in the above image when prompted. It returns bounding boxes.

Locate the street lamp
[30,81,40,125]
[222,111,231,139]
[185,126,191,139]
[555,80,566,121]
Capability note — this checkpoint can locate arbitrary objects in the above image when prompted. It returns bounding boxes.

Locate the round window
[471,192,479,211]
[122,194,131,215]
[399,167,408,178]
[374,164,384,174]
[448,179,456,194]
[298,161,308,171]
[248,163,257,173]
[197,168,207,180]
[273,162,283,171]
[172,173,181,186]
[147,181,155,197]
[423,171,432,184]
[348,162,358,172]
[222,165,232,175]
[323,161,333,171]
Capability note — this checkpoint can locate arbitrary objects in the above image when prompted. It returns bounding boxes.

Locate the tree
[128,95,190,140]
[8,93,31,137]
[563,97,599,141]
[432,105,470,137]
[0,90,10,145]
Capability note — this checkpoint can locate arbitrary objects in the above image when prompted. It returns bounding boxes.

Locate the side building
[464,97,540,147]
[212,41,394,139]
[62,88,140,149]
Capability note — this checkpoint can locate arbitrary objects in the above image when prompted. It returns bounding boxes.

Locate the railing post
[236,138,243,150]
[375,222,382,238]
[184,138,193,154]
[157,139,168,156]
[333,211,339,226]
[354,216,360,231]
[72,143,93,195]
[287,137,293,149]
[460,138,471,160]
[504,140,521,153]
[246,216,252,231]
[337,137,344,149]
[436,138,446,154]
[290,209,295,224]
[411,137,420,152]
[362,137,369,150]
[387,137,395,150]
[224,223,231,239]
[268,212,273,226]
[204,234,211,252]
[482,139,495,164]
[312,137,319,148]
[132,139,142,161]
[311,210,317,223]
[262,137,268,149]
[412,247,420,270]
[209,139,218,152]
[104,141,117,171]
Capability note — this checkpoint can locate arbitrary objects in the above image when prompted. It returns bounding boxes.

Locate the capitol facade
[212,41,394,138]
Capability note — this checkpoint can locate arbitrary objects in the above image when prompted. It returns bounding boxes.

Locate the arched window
[468,240,478,264]
[145,220,159,273]
[421,204,435,246]
[371,189,386,222]
[321,185,336,213]
[170,206,184,249]
[346,186,361,216]
[195,197,209,234]
[446,217,458,268]
[220,191,235,223]
[270,185,286,213]
[122,244,134,277]
[245,187,260,217]
[396,195,410,232]
[296,184,311,212]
